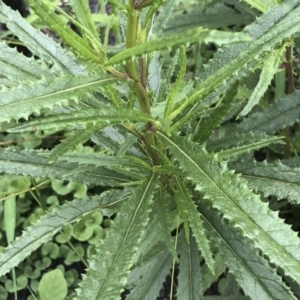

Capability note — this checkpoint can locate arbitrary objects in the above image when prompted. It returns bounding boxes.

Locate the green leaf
[164,45,186,118]
[75,174,158,299]
[26,0,99,61]
[151,0,177,37]
[165,3,254,35]
[133,203,178,264]
[212,135,284,161]
[0,42,53,81]
[54,152,152,173]
[49,124,107,162]
[200,202,296,300]
[0,148,134,186]
[175,177,214,274]
[177,231,202,300]
[0,74,116,123]
[158,133,300,285]
[39,269,68,300]
[9,107,156,133]
[241,0,277,12]
[0,2,86,75]
[127,243,173,300]
[154,187,178,260]
[69,0,99,42]
[171,0,300,118]
[239,42,286,116]
[106,27,251,65]
[231,160,300,204]
[193,81,239,143]
[206,132,281,153]
[0,190,126,277]
[238,89,300,134]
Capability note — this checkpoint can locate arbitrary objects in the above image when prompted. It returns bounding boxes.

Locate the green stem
[125,3,151,115]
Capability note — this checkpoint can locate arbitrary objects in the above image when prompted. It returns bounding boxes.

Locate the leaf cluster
[0,0,300,299]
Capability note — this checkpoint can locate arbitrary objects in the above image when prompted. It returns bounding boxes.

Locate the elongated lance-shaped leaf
[200,202,297,300]
[133,202,178,264]
[157,48,180,104]
[53,152,152,173]
[151,0,177,38]
[8,107,156,133]
[231,160,300,205]
[165,3,254,35]
[0,42,53,81]
[177,231,202,300]
[107,28,251,65]
[0,190,127,277]
[175,177,214,274]
[193,81,239,143]
[0,2,86,75]
[0,148,134,186]
[69,0,100,42]
[171,0,300,118]
[117,135,138,157]
[0,74,116,123]
[49,124,107,162]
[157,133,300,284]
[242,0,277,12]
[127,243,173,300]
[206,132,281,153]
[213,135,284,161]
[239,43,287,116]
[154,187,178,260]
[164,45,186,118]
[26,0,99,62]
[238,89,300,134]
[75,174,159,300]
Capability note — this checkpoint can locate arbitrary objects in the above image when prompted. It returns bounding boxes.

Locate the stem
[125,3,151,115]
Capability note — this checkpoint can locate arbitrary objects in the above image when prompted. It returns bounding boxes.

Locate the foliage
[0,0,300,299]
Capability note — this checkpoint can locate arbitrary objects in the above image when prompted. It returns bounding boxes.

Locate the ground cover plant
[0,0,300,299]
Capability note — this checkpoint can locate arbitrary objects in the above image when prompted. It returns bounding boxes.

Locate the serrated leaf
[49,123,106,162]
[165,3,254,35]
[9,107,155,133]
[172,0,300,117]
[54,152,152,173]
[238,89,300,134]
[75,174,158,300]
[193,81,239,143]
[0,190,127,277]
[231,160,300,204]
[242,0,277,12]
[69,0,99,42]
[206,132,280,153]
[175,177,214,274]
[0,74,116,123]
[154,187,178,260]
[200,202,296,300]
[127,243,173,300]
[0,148,134,186]
[177,231,203,300]
[151,0,177,38]
[0,42,53,81]
[164,45,186,118]
[158,133,300,285]
[212,135,284,160]
[26,0,99,61]
[107,28,251,65]
[239,43,286,116]
[0,2,86,75]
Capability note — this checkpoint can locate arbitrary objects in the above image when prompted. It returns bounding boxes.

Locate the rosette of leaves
[0,0,300,299]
